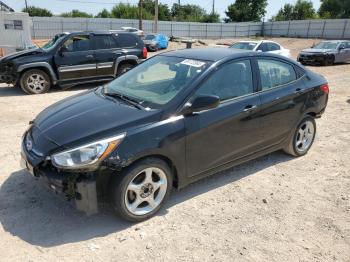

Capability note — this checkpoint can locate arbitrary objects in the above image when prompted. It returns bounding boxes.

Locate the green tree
[111,3,152,19]
[271,0,316,21]
[272,4,294,21]
[201,13,220,23]
[143,0,171,21]
[95,8,111,18]
[225,0,268,22]
[60,9,93,18]
[22,6,52,17]
[319,0,350,18]
[171,4,207,22]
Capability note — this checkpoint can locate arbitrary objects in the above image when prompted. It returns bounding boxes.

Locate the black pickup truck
[0,31,147,94]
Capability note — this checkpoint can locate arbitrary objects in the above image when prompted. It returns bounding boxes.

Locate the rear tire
[116,63,134,76]
[283,116,316,157]
[110,158,173,222]
[20,69,51,94]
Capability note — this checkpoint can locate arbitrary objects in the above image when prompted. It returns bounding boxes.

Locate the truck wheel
[110,158,173,222]
[283,116,316,157]
[116,63,134,76]
[20,69,51,94]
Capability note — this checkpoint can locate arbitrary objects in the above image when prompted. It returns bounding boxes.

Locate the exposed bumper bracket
[75,180,99,216]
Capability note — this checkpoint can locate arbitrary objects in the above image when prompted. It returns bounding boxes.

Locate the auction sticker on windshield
[180,59,206,67]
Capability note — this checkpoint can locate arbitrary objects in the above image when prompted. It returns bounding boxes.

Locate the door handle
[86,54,94,59]
[294,88,305,94]
[243,105,257,112]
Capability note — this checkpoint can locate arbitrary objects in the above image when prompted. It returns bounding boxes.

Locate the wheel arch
[18,62,58,84]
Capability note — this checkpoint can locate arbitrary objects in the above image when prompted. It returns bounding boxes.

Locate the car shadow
[0,151,293,247]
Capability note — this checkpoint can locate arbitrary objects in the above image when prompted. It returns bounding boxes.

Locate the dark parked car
[298,40,350,66]
[21,48,328,221]
[0,31,147,94]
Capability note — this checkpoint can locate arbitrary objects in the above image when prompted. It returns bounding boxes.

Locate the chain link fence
[31,16,350,40]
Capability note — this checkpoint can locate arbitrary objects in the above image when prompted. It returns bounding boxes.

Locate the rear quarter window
[115,34,138,48]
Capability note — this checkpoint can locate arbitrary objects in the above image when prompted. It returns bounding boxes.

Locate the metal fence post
[306,20,311,38]
[321,20,327,38]
[61,18,64,34]
[32,17,36,39]
[220,23,223,39]
[342,20,348,39]
[234,25,237,38]
[287,20,291,37]
[206,23,208,39]
[270,21,274,36]
[170,22,173,36]
[110,20,112,30]
[188,23,191,37]
[248,24,250,37]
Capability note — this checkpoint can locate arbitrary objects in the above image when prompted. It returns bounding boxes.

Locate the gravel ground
[0,38,349,262]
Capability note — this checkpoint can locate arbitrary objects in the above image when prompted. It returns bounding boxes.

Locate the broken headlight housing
[51,133,125,169]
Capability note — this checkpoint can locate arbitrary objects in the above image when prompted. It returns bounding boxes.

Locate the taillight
[142,47,147,59]
[320,84,329,94]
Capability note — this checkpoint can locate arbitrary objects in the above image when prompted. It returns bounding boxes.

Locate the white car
[121,27,144,37]
[230,40,291,58]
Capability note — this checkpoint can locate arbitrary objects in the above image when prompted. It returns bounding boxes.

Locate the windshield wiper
[103,91,144,110]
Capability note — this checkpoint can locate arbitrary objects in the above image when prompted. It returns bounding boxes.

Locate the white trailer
[0,11,34,56]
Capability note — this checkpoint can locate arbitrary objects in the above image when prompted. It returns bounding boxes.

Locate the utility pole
[138,0,143,30]
[212,0,215,15]
[24,0,28,12]
[154,0,158,33]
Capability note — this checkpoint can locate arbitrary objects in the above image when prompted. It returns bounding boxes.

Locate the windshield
[105,55,210,108]
[230,42,257,50]
[145,35,156,40]
[313,42,339,50]
[42,35,66,51]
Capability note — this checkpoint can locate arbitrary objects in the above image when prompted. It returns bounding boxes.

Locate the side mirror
[182,95,220,115]
[339,46,345,51]
[58,46,68,56]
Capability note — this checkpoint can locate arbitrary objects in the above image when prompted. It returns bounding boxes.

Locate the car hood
[301,48,337,54]
[33,89,160,149]
[0,48,44,62]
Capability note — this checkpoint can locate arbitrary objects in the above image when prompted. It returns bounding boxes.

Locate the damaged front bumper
[20,147,99,215]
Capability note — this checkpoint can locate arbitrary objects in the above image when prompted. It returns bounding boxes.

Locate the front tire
[20,69,51,94]
[323,55,335,66]
[284,116,316,157]
[110,158,173,222]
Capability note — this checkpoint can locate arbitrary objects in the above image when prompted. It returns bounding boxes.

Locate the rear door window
[257,59,297,90]
[267,43,280,51]
[93,35,119,50]
[115,34,138,48]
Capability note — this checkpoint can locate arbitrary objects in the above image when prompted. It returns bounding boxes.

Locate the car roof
[67,31,135,36]
[160,47,297,64]
[320,40,349,43]
[161,48,254,62]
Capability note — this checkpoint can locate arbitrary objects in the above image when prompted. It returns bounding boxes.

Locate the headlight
[51,133,125,169]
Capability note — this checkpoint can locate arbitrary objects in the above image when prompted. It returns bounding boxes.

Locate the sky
[8,0,321,20]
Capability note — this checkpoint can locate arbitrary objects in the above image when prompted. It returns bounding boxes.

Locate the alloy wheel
[26,74,48,93]
[125,167,168,216]
[295,120,315,153]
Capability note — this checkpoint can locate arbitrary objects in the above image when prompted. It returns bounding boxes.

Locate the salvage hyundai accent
[21,48,329,221]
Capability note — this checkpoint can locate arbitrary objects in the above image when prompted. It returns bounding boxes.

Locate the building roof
[0,1,14,12]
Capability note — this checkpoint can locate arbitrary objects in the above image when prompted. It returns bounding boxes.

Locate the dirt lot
[0,38,349,262]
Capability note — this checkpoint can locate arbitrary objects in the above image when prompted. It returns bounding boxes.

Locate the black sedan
[21,48,329,221]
